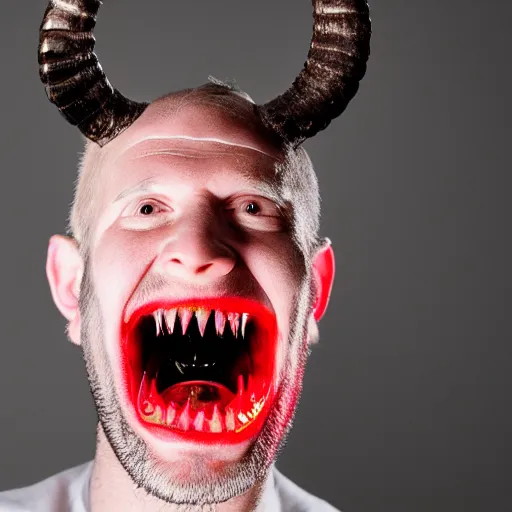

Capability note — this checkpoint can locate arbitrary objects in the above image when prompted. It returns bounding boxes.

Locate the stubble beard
[78,259,312,507]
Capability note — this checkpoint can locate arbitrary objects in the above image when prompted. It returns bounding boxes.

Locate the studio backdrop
[0,1,509,511]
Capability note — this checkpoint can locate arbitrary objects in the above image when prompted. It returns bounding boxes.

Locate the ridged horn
[38,0,148,147]
[259,0,371,147]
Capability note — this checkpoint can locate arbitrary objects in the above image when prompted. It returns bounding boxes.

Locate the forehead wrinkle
[132,150,230,160]
[121,136,282,161]
[129,148,280,181]
[115,138,285,195]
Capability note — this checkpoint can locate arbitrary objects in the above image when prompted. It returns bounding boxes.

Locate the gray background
[0,0,510,511]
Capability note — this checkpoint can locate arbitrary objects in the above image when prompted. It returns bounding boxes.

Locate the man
[0,0,370,510]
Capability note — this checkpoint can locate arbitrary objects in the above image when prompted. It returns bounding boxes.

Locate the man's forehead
[109,139,285,202]
[103,90,284,163]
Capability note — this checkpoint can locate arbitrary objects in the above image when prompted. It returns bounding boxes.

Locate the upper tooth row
[153,308,249,338]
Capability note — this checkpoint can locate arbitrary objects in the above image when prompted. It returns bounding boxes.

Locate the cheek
[90,227,161,325]
[245,234,307,366]
[250,234,305,307]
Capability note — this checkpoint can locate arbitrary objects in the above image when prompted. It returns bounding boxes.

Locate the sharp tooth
[177,399,192,431]
[153,405,164,424]
[175,361,185,374]
[146,377,166,415]
[228,312,240,338]
[138,372,150,413]
[225,408,235,431]
[149,377,159,401]
[241,313,249,339]
[209,405,223,433]
[193,410,205,431]
[215,310,226,336]
[165,308,177,334]
[140,372,149,394]
[166,402,177,425]
[253,400,263,414]
[153,310,164,336]
[179,308,193,334]
[196,308,209,337]
[238,412,249,425]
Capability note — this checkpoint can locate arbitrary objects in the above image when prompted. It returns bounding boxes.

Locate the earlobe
[46,235,83,345]
[312,239,335,322]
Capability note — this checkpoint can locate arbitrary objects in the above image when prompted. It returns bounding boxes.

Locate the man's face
[48,91,331,505]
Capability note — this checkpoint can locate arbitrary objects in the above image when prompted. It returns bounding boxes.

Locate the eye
[120,197,174,231]
[139,203,156,215]
[134,200,166,216]
[226,196,285,232]
[245,202,261,215]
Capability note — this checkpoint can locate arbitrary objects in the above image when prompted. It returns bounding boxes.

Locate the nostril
[168,258,213,275]
[196,263,213,274]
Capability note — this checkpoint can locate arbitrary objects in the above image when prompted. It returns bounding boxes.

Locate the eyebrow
[113,176,286,208]
[114,178,157,203]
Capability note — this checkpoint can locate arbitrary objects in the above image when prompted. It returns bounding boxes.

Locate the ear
[46,235,83,346]
[312,238,335,322]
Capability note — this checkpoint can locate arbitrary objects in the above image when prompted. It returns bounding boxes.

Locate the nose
[158,209,236,282]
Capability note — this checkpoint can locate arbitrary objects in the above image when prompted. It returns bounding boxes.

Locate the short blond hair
[68,140,105,252]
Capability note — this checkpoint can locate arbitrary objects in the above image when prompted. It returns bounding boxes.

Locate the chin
[119,297,280,453]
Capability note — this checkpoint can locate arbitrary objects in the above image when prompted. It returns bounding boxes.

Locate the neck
[90,425,268,512]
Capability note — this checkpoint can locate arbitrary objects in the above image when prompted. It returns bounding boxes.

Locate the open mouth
[122,299,278,442]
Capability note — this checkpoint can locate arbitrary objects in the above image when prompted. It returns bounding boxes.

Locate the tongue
[161,381,235,412]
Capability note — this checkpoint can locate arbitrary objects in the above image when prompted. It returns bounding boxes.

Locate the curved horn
[38,0,148,147]
[259,0,371,147]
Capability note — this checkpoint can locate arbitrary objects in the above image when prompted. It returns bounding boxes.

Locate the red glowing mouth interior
[124,301,277,438]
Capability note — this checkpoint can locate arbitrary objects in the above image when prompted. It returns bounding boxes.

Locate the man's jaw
[121,297,278,446]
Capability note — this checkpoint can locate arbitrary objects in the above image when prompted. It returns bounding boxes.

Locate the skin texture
[46,88,335,511]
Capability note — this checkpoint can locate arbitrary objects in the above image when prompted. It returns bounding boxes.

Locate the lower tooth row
[141,399,237,433]
[137,374,261,433]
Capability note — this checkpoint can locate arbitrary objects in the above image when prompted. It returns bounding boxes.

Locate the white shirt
[0,463,339,511]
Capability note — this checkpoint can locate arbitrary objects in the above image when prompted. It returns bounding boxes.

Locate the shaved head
[70,83,321,259]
